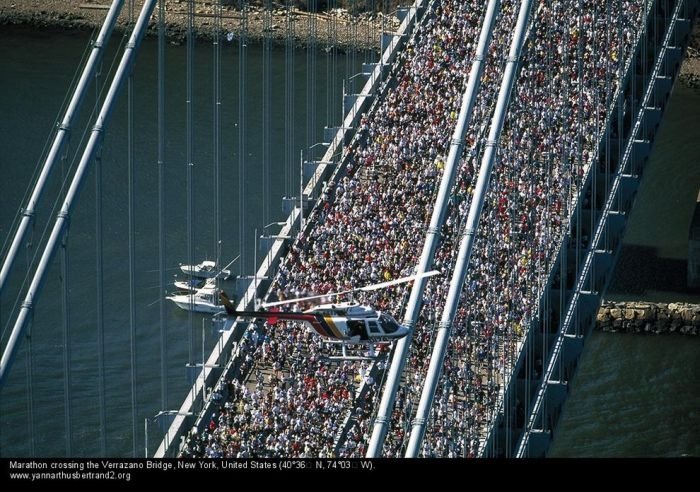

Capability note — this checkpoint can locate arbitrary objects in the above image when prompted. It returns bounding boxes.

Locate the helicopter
[218,270,440,344]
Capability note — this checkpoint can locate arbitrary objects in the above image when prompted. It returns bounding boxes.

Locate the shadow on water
[607,244,699,297]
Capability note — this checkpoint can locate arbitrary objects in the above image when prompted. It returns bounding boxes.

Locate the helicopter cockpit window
[366,320,381,334]
[380,314,400,334]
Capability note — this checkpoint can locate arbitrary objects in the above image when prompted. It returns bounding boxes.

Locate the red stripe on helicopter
[225,310,340,339]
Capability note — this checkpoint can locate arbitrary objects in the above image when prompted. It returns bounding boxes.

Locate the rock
[597,301,700,336]
[635,308,650,319]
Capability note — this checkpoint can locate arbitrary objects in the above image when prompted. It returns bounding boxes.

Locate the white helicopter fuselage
[304,303,408,341]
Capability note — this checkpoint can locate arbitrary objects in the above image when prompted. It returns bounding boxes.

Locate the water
[549,84,700,457]
[0,26,362,457]
[0,26,698,458]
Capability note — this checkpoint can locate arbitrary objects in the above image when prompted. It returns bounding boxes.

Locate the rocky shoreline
[0,0,400,50]
[679,24,700,89]
[596,301,700,335]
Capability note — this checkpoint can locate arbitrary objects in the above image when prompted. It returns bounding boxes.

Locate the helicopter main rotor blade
[356,270,441,292]
[261,269,441,308]
[261,290,349,309]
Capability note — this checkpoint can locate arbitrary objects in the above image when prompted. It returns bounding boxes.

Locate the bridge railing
[480,0,665,457]
[514,0,697,458]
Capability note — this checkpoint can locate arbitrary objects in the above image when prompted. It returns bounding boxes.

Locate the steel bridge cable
[0,1,124,297]
[307,0,318,151]
[1,28,127,347]
[366,0,484,458]
[0,34,93,265]
[402,0,502,458]
[127,0,139,458]
[0,0,158,392]
[91,29,124,457]
[61,208,72,456]
[262,1,271,227]
[1,22,113,376]
[186,0,195,364]
[238,1,248,278]
[214,1,222,289]
[6,0,142,453]
[158,0,168,421]
[5,32,94,457]
[412,0,536,457]
[95,135,107,455]
[326,0,336,130]
[25,318,35,456]
[285,1,295,200]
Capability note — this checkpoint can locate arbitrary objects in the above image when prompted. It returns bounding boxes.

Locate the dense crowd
[410,0,646,458]
[182,0,648,458]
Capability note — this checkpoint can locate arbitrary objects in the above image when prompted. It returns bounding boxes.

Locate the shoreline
[2,2,699,86]
[0,0,399,51]
[679,21,700,89]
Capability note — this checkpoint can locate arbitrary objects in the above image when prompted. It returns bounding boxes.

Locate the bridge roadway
[158,0,699,458]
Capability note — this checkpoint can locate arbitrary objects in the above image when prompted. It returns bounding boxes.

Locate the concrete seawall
[596,301,700,335]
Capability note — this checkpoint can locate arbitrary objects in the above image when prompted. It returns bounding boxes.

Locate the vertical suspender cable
[348,3,357,79]
[0,0,124,295]
[25,318,35,456]
[186,0,195,364]
[127,0,138,458]
[214,1,222,275]
[95,146,107,455]
[157,0,168,415]
[326,0,336,130]
[238,1,248,276]
[262,1,271,226]
[285,1,295,200]
[0,0,157,389]
[307,0,317,150]
[94,50,107,453]
[367,0,503,459]
[365,0,374,62]
[61,223,72,456]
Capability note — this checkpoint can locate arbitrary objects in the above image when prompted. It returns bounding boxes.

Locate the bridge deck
[170,0,697,458]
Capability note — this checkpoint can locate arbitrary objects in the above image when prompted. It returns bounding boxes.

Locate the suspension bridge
[0,0,697,458]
